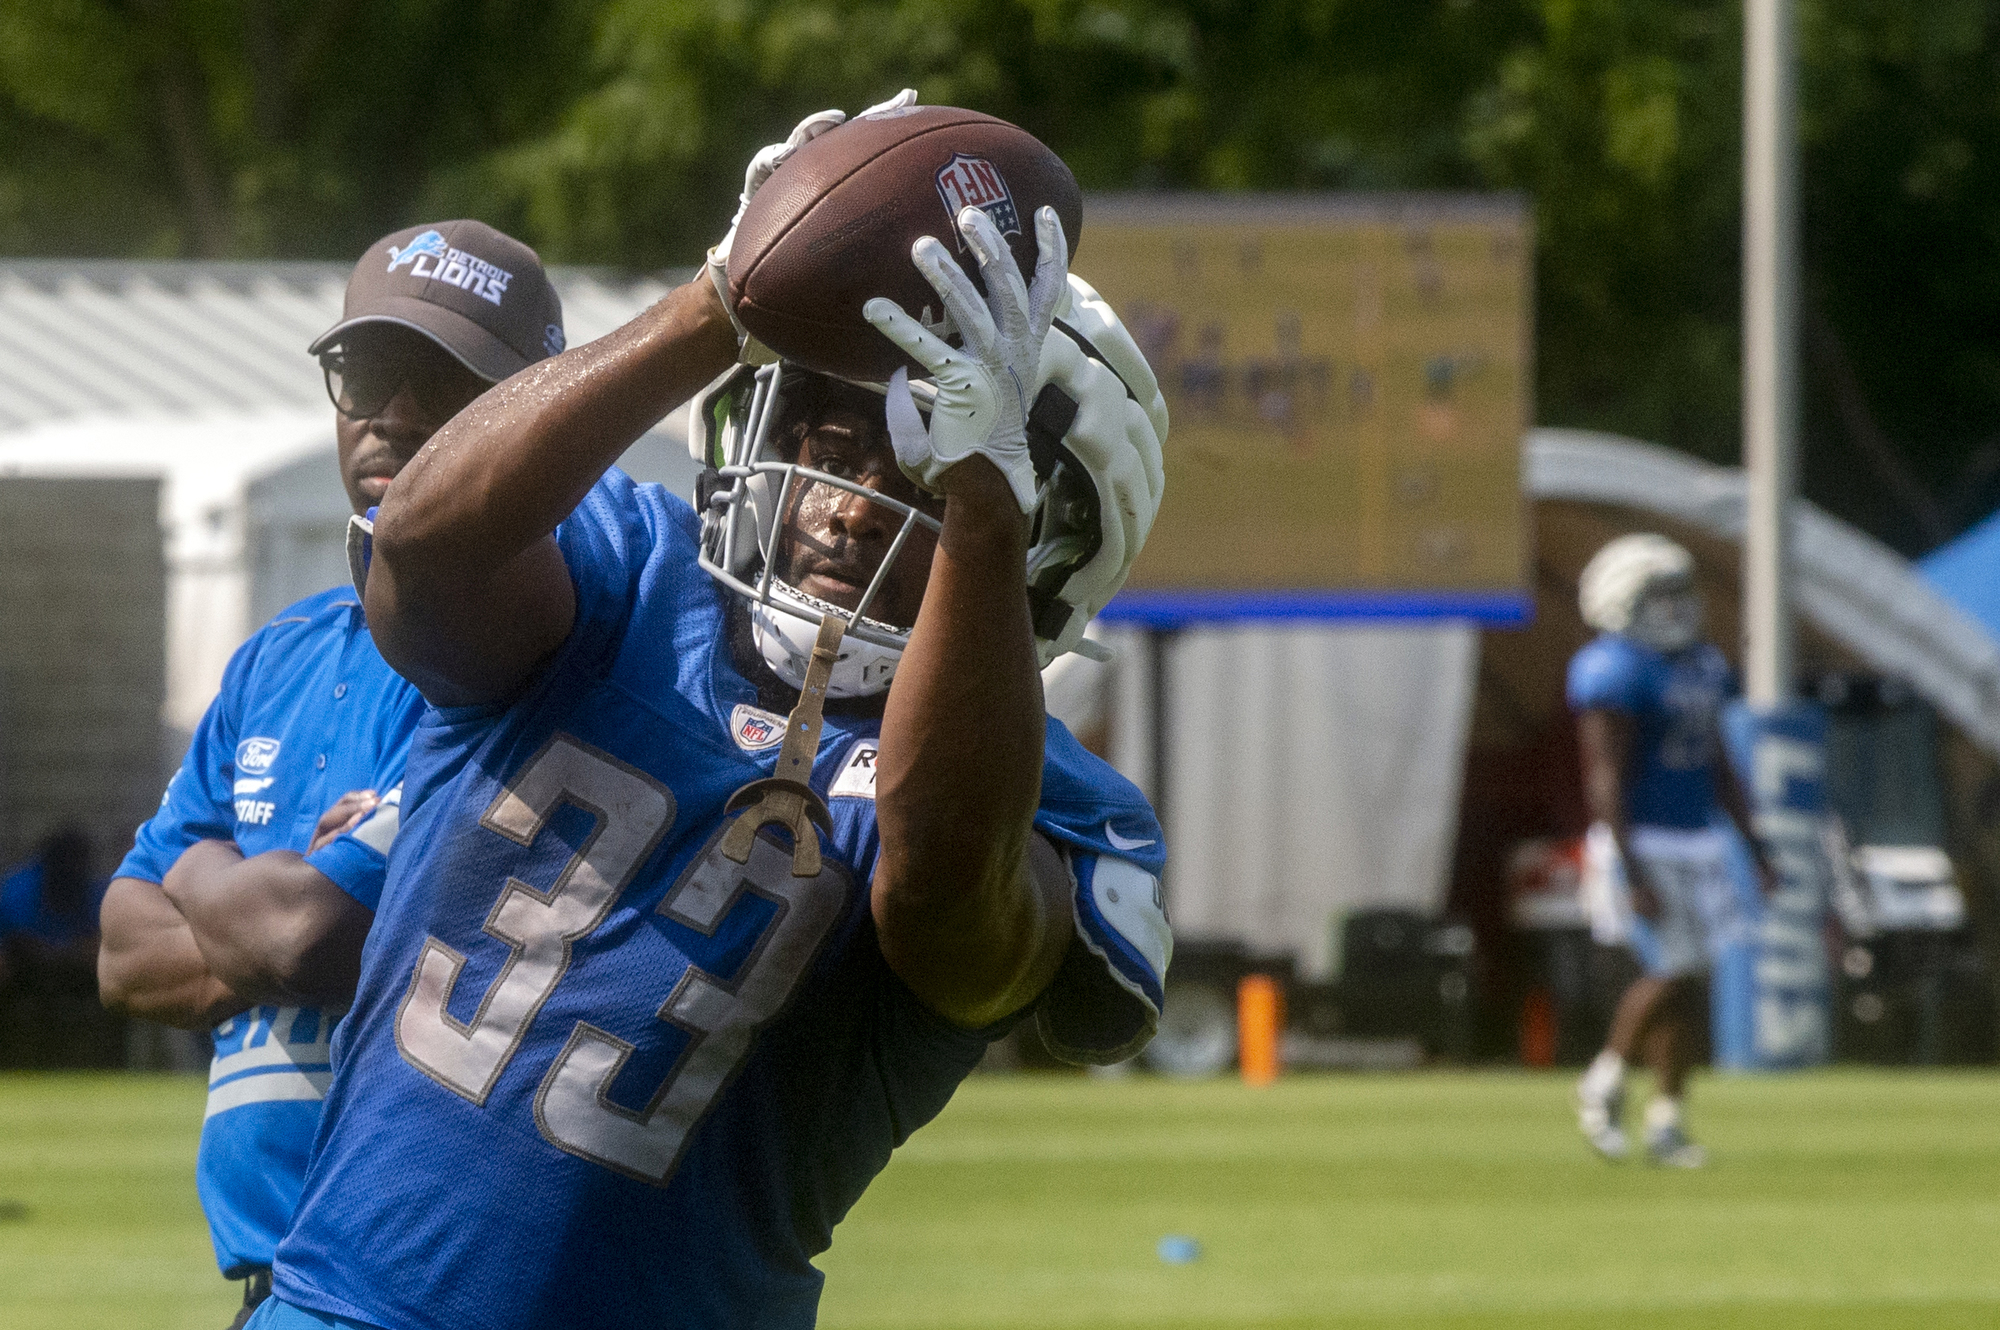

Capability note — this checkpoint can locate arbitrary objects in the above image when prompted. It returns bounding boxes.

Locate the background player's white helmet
[691,273,1168,698]
[1578,532,1704,652]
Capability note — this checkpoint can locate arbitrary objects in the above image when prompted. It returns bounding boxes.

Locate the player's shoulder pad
[551,468,690,666]
[1567,632,1648,713]
[620,468,703,539]
[1036,845,1171,1066]
[557,468,651,563]
[576,465,705,558]
[1028,720,1172,1066]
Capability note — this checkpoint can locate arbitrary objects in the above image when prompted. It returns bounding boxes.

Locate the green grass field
[6,1069,2000,1329]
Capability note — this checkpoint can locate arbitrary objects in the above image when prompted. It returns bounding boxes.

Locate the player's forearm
[873,459,1056,1023]
[1585,786,1646,887]
[1716,755,1777,881]
[162,840,372,1007]
[1577,709,1632,830]
[368,279,737,703]
[375,279,735,579]
[1578,707,1659,904]
[879,463,1042,889]
[97,876,249,1029]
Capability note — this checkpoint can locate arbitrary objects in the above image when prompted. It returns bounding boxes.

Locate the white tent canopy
[0,261,693,738]
[1527,428,2000,756]
[0,261,684,427]
[2,408,327,734]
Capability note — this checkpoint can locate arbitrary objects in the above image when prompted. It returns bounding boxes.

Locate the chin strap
[721,611,846,876]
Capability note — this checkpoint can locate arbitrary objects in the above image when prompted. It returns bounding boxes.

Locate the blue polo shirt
[116,586,425,1278]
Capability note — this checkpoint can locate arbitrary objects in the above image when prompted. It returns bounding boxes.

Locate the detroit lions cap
[309,220,566,382]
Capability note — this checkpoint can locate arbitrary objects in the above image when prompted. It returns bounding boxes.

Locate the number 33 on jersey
[275,657,1032,1327]
[396,733,845,1183]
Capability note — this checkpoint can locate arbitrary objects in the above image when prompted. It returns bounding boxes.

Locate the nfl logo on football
[935,153,1021,242]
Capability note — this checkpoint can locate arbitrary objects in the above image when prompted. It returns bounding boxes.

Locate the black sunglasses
[320,343,491,420]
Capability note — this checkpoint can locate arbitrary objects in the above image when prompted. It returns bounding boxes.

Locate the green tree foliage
[7,0,2000,551]
[1465,2,1748,467]
[0,0,596,258]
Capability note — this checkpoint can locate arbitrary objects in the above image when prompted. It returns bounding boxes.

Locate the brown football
[727,105,1082,382]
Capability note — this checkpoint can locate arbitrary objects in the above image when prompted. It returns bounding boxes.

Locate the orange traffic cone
[1238,974,1283,1086]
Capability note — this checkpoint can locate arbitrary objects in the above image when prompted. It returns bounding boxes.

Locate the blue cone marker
[1157,1235,1201,1264]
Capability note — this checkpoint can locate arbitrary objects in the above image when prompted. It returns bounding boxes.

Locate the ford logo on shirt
[236,736,282,775]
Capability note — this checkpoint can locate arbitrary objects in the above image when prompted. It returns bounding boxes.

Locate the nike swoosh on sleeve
[1104,822,1157,852]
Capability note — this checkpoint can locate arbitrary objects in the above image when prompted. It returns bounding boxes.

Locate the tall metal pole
[1743,0,1799,705]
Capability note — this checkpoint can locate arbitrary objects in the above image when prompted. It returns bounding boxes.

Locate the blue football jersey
[704,690,1168,1063]
[116,586,425,1277]
[592,470,1170,1063]
[269,471,1168,1330]
[1566,633,1733,830]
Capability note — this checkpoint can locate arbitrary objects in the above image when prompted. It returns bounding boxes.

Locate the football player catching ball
[242,97,1171,1330]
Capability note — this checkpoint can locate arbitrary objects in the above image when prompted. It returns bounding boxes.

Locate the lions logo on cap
[935,154,1021,244]
[386,231,450,273]
[384,229,514,306]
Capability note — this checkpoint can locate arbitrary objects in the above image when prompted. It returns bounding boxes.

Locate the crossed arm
[98,794,378,1027]
[365,279,1069,1028]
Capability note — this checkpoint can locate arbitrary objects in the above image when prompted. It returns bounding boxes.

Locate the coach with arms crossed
[97,221,564,1326]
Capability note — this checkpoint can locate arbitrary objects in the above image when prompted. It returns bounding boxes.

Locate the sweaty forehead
[807,405,891,452]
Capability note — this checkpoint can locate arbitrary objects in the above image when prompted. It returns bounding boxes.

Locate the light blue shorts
[1581,822,1739,978]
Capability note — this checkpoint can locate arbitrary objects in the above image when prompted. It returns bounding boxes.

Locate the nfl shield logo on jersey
[728,703,787,753]
[934,154,1022,243]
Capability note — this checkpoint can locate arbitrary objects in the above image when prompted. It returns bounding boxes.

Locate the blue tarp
[1919,508,2000,644]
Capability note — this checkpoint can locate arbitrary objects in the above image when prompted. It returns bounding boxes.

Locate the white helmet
[1578,532,1703,651]
[691,273,1168,698]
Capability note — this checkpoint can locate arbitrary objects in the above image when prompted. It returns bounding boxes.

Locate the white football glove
[1029,274,1169,663]
[867,205,1068,513]
[707,89,919,364]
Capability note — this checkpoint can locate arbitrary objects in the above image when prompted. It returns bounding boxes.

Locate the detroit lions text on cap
[387,230,514,307]
[310,219,565,383]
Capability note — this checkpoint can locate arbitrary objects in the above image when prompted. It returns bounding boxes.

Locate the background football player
[244,102,1170,1330]
[96,220,563,1325]
[1569,533,1777,1167]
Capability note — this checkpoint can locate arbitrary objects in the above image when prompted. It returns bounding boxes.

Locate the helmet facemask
[1626,579,1704,653]
[694,362,945,698]
[692,358,1112,699]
